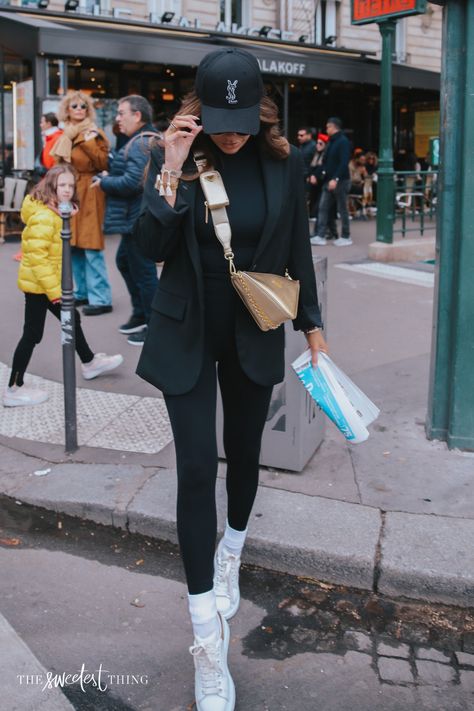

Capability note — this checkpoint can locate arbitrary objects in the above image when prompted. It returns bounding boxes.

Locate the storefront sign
[257,59,306,76]
[13,79,35,171]
[352,0,427,25]
[214,21,294,42]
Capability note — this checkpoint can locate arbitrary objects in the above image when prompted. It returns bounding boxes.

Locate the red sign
[352,0,426,24]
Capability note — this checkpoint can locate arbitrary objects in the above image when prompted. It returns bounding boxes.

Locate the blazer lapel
[253,145,286,265]
[179,178,204,301]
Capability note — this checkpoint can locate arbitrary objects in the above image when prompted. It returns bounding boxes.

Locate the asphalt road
[0,499,473,711]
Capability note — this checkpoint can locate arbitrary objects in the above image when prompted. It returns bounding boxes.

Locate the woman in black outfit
[135,48,328,711]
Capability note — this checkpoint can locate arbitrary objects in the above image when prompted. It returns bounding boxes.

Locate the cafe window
[395,18,408,64]
[315,0,338,46]
[220,0,249,28]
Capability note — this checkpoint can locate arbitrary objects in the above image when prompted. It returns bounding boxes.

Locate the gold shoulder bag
[194,152,300,332]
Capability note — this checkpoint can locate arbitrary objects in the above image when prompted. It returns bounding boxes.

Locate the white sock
[222,521,247,557]
[188,590,220,640]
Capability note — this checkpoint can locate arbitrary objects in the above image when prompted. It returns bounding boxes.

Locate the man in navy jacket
[311,117,352,246]
[96,95,159,345]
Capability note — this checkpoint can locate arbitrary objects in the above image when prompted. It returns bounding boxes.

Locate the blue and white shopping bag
[292,351,380,444]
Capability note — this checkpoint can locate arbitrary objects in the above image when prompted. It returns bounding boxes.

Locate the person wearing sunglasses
[134,48,327,711]
[51,91,113,315]
[296,126,317,184]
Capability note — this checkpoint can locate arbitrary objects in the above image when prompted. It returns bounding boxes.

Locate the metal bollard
[59,202,78,454]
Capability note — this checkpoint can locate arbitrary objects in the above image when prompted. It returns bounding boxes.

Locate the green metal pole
[376,20,396,244]
[426,0,474,450]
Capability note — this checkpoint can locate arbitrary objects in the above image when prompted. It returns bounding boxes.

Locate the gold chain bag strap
[194,152,300,332]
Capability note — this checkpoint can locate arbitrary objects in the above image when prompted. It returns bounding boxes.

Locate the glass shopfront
[0,8,440,175]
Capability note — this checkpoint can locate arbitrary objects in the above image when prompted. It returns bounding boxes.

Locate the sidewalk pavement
[0,612,74,710]
[0,223,473,609]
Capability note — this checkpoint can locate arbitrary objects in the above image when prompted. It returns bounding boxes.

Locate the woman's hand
[163,115,203,171]
[305,329,329,368]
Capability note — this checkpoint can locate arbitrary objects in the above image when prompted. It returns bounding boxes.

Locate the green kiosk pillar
[427,0,474,449]
[351,1,427,244]
[375,20,396,244]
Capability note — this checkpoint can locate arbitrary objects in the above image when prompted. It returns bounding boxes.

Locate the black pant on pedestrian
[116,232,159,323]
[9,293,94,387]
[309,184,322,219]
[164,275,273,595]
[317,178,352,240]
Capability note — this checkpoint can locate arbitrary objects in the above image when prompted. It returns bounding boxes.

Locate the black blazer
[135,142,322,396]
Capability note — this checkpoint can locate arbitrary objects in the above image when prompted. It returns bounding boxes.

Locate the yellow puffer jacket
[18,195,63,302]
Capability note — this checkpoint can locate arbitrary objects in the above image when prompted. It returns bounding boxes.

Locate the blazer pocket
[151,288,187,321]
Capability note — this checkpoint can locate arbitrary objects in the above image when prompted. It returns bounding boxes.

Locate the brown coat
[68,129,109,250]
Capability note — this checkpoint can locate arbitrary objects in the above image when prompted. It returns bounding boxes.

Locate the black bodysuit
[164,138,273,594]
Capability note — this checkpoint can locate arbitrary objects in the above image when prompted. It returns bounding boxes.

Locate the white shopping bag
[291,350,380,444]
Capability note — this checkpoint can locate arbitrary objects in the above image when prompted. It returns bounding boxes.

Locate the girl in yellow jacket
[4,165,123,407]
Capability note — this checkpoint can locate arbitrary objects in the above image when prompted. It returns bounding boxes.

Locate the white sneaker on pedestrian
[3,385,49,407]
[214,539,241,620]
[310,236,327,246]
[190,612,235,711]
[333,237,353,246]
[81,353,123,380]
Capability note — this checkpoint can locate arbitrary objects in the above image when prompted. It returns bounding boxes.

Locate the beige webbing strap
[193,151,234,264]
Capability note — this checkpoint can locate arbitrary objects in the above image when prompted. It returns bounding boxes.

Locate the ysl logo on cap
[226,80,238,104]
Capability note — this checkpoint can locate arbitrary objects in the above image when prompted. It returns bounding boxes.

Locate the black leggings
[9,293,94,387]
[164,276,273,595]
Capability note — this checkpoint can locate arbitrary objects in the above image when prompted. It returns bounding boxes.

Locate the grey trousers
[316,179,351,239]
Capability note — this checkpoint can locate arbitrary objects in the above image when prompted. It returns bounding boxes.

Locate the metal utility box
[216,256,327,472]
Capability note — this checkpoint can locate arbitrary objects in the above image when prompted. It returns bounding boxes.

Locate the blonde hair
[58,91,96,123]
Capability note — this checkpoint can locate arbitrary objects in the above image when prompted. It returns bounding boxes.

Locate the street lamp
[38,0,49,8]
[259,26,272,37]
[161,11,175,22]
[64,0,79,10]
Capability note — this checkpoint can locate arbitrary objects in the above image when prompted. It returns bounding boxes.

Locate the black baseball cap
[195,48,264,136]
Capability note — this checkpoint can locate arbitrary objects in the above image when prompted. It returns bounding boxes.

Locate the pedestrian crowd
[3,92,164,407]
[3,97,377,409]
[297,118,380,247]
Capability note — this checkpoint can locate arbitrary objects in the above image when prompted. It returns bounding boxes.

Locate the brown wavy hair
[173,90,290,179]
[31,165,79,207]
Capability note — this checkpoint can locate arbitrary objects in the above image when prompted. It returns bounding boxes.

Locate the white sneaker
[310,236,327,246]
[214,540,241,621]
[190,613,235,711]
[3,385,49,407]
[81,353,123,380]
[333,237,353,246]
